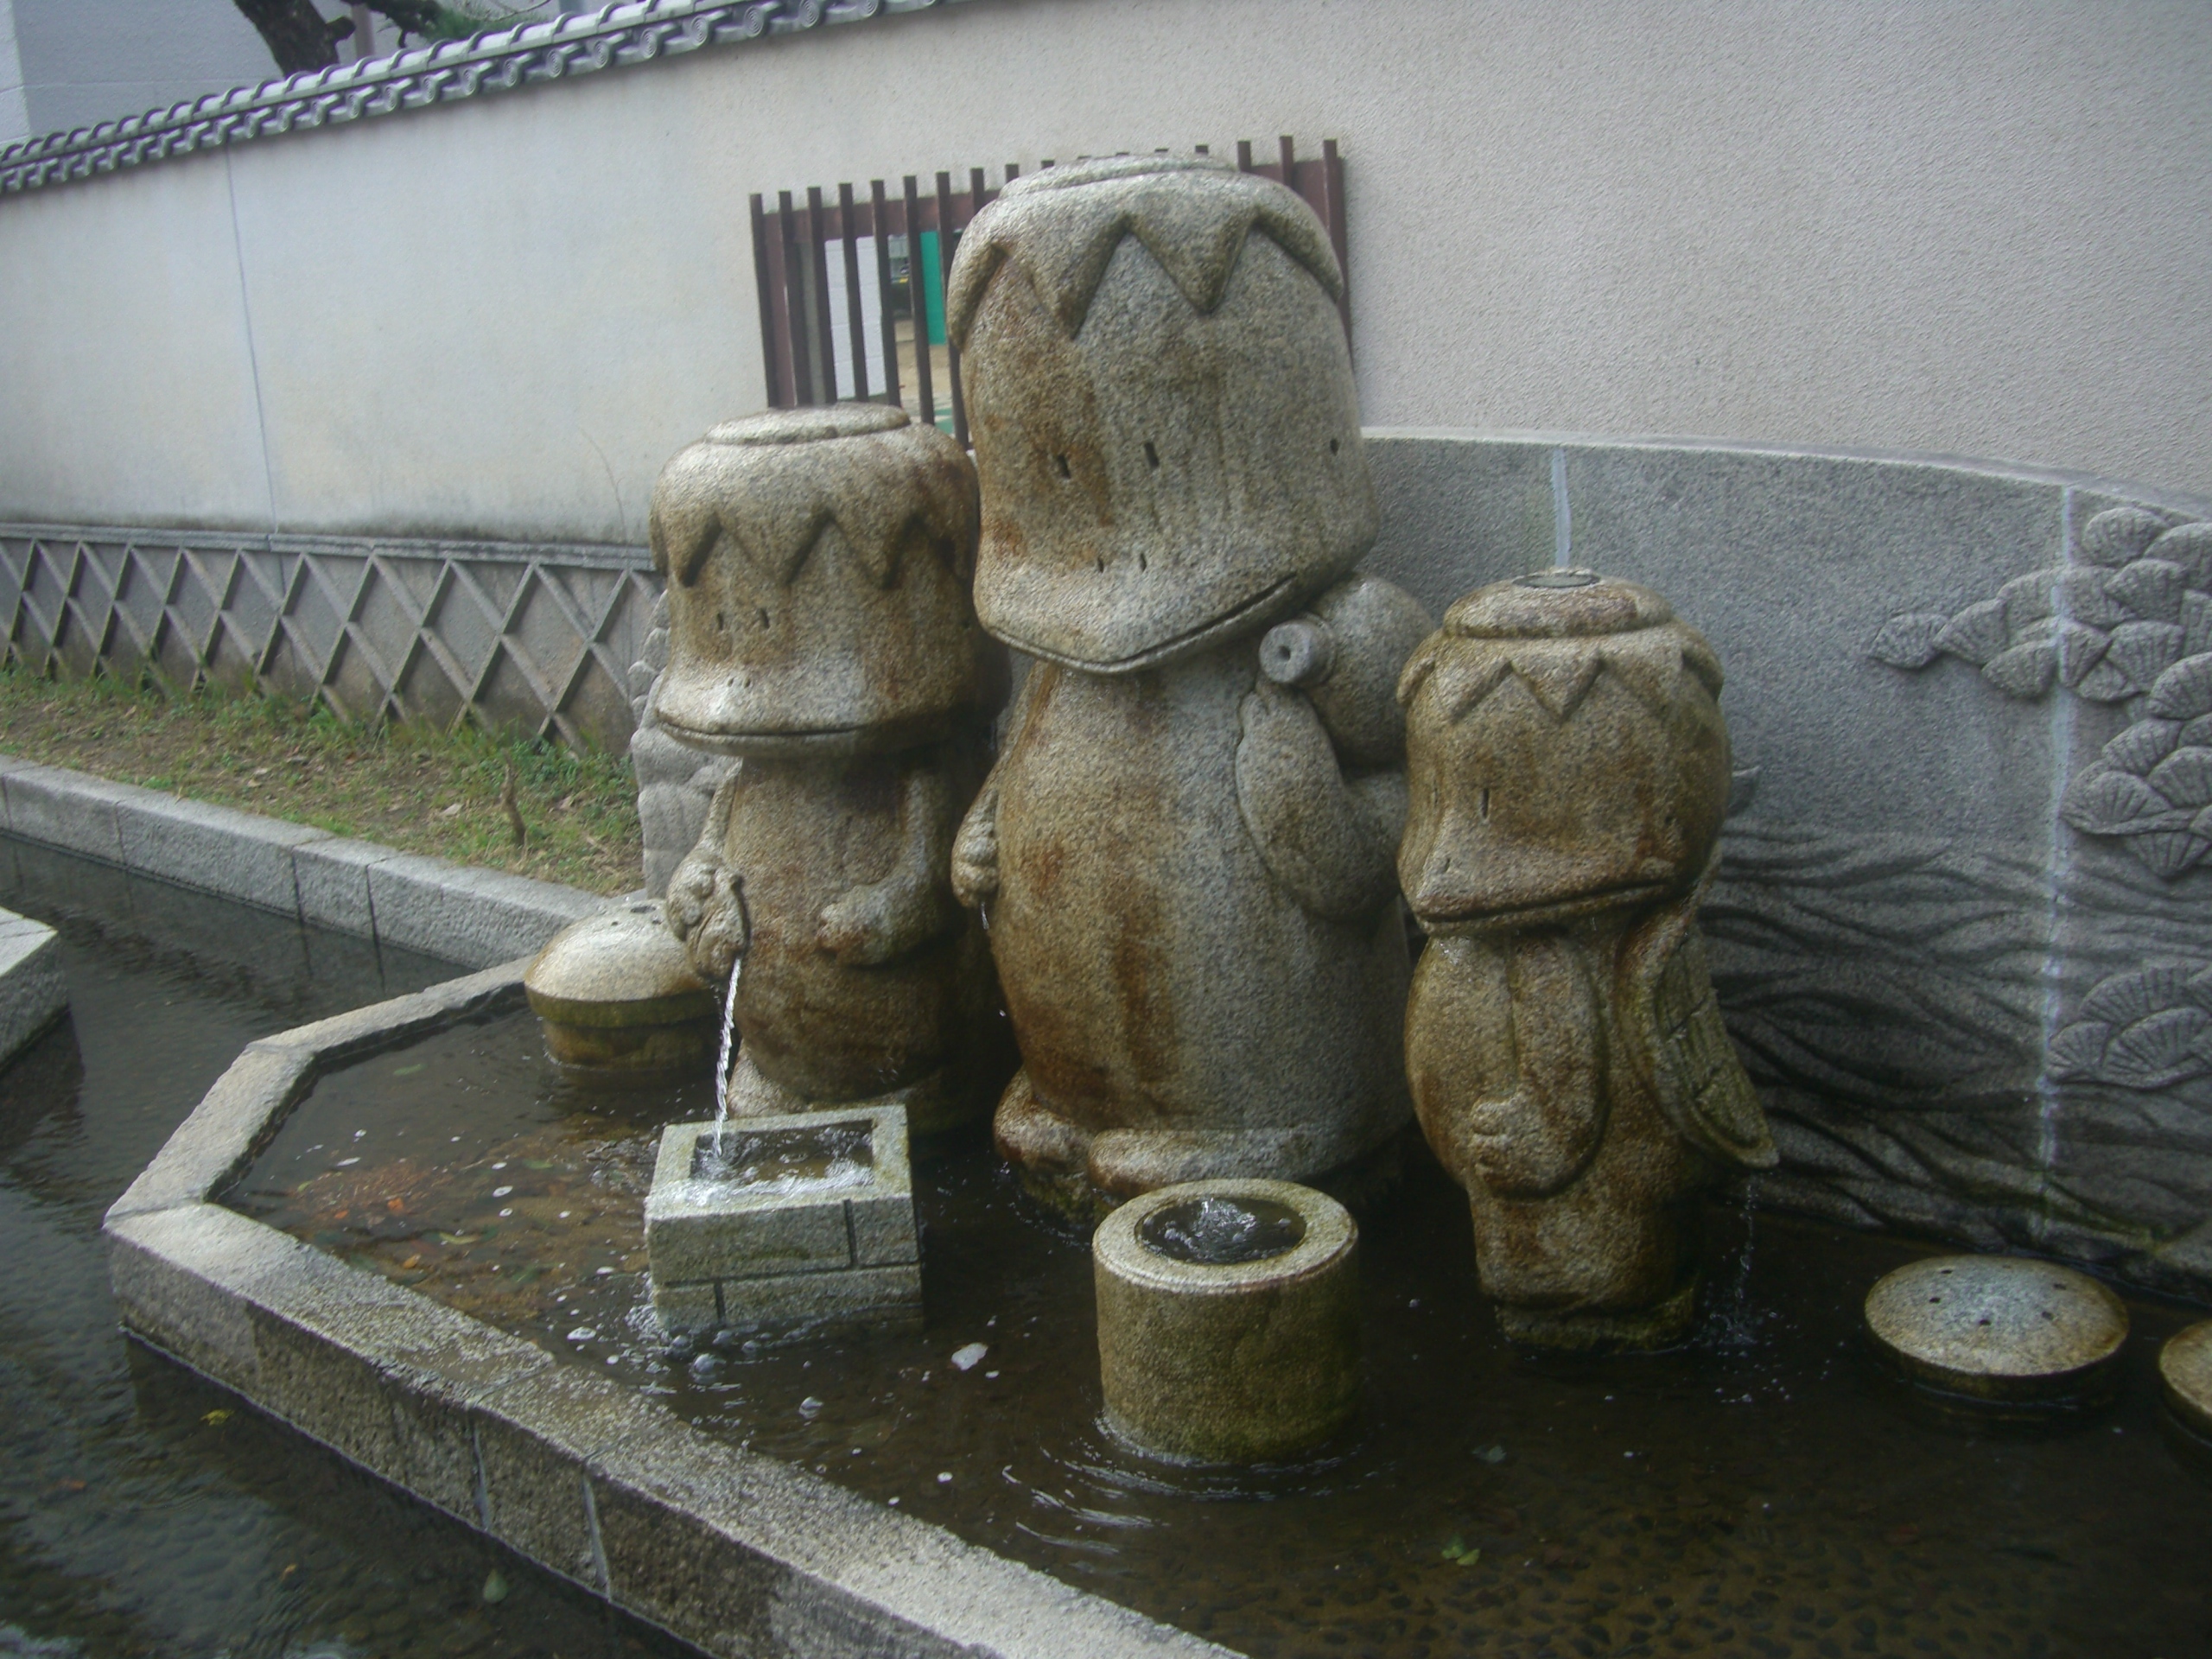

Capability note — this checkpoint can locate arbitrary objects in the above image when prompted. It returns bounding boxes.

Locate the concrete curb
[0,903,67,1064]
[0,753,604,968]
[102,974,1230,1659]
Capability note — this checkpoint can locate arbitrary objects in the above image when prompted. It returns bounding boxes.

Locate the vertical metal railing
[747,137,1351,447]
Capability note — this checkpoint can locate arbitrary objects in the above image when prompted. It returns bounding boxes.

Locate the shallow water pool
[231,1007,2212,1659]
[0,837,704,1659]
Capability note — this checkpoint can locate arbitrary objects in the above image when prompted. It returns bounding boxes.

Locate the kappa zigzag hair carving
[1398,629,1726,724]
[1398,575,1724,724]
[945,156,1342,350]
[651,409,977,592]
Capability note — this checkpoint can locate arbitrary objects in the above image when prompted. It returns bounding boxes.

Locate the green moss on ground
[0,668,643,896]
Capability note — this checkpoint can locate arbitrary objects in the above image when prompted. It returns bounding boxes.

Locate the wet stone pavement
[0,836,705,1659]
[233,1009,2212,1659]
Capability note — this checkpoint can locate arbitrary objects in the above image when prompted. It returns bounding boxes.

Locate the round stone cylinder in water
[1093,1179,1358,1465]
[1863,1255,2127,1412]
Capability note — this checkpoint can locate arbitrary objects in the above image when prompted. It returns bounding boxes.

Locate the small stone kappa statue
[944,155,1433,1211]
[652,405,1010,1133]
[1397,571,1777,1349]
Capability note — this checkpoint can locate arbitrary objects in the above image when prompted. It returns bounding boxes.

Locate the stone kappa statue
[944,155,1433,1211]
[652,405,1010,1133]
[1397,570,1777,1349]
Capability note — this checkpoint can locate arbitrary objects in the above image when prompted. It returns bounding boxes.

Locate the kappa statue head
[647,405,995,759]
[947,155,1377,673]
[1396,570,1732,932]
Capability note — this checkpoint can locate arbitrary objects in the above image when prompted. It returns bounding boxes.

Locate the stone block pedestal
[644,1106,920,1338]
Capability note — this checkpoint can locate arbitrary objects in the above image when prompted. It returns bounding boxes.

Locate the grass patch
[0,667,643,896]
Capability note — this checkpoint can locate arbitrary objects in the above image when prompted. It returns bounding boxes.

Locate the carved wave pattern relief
[1707,821,2047,1111]
[1870,505,2212,876]
[1707,819,2212,1280]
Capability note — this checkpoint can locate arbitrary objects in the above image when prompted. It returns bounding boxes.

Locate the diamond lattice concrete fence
[0,526,658,750]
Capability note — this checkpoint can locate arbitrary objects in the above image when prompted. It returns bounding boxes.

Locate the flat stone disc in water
[1863,1255,2127,1404]
[2161,1320,2212,1438]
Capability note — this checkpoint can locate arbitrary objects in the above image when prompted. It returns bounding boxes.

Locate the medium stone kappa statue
[652,405,1010,1133]
[944,156,1433,1211]
[1397,571,1777,1350]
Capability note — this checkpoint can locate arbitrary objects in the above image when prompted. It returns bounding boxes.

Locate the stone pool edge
[13,757,1228,1658]
[0,901,67,1064]
[0,751,605,968]
[100,968,1227,1659]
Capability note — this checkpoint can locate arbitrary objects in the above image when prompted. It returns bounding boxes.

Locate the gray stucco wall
[2,0,2209,545]
[0,0,25,151]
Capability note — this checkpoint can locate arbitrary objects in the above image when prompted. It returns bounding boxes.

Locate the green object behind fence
[919,231,944,346]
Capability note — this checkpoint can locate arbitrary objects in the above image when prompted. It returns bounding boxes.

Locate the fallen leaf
[481,1568,510,1605]
[203,1408,232,1427]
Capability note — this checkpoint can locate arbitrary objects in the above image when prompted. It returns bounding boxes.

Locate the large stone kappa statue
[1397,571,1777,1349]
[944,156,1432,1210]
[652,405,1009,1133]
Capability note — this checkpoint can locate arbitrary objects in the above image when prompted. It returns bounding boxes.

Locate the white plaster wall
[0,0,29,151]
[225,73,759,543]
[0,149,270,530]
[1,0,2208,543]
[11,0,274,138]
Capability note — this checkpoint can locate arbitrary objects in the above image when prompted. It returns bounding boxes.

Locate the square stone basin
[645,1109,919,1338]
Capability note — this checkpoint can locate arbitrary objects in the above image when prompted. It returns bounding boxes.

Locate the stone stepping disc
[2160,1320,2212,1439]
[1864,1255,2128,1405]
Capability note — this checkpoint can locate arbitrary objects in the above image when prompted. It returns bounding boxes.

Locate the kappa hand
[950,817,998,907]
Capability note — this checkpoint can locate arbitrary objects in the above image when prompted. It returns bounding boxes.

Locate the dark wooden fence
[747,137,1351,446]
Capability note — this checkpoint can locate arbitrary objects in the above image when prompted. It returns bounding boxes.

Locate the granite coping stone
[0,753,606,969]
[101,948,1231,1659]
[113,791,323,916]
[105,963,527,1225]
[1,762,133,862]
[0,903,67,1065]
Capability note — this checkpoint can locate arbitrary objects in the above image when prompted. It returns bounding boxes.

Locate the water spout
[712,952,741,1153]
